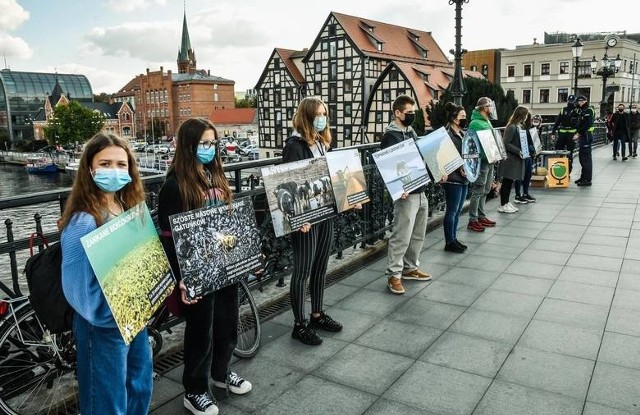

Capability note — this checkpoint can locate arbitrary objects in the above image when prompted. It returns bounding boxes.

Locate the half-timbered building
[256,11,482,151]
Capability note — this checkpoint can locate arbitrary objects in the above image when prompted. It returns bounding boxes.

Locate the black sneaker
[613,156,618,160]
[309,312,343,332]
[523,194,537,203]
[213,372,252,395]
[577,181,592,187]
[444,242,465,253]
[623,157,629,161]
[454,239,468,250]
[514,195,528,204]
[292,323,323,345]
[184,392,218,415]
[633,154,638,158]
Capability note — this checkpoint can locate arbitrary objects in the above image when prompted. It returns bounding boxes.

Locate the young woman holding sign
[60,133,151,414]
[158,118,251,415]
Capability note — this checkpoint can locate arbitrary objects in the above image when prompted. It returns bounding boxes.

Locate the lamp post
[591,51,622,118]
[449,0,469,106]
[571,37,583,96]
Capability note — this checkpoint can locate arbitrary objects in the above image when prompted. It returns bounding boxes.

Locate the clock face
[607,37,618,47]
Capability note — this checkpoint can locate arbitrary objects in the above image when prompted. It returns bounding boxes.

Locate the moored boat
[24,157,58,175]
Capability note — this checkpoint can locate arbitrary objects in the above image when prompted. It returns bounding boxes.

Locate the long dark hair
[444,102,464,124]
[168,118,232,210]
[60,133,145,228]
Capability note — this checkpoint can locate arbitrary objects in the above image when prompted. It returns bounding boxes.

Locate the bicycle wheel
[0,307,79,415]
[233,280,261,359]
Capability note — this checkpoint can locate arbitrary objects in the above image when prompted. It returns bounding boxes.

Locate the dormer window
[377,42,383,51]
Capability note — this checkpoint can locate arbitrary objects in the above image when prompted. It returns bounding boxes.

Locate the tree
[412,107,426,136]
[426,77,519,129]
[44,101,106,146]
[93,92,111,103]
[234,97,257,108]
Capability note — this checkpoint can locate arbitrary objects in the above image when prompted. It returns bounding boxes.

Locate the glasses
[199,140,217,149]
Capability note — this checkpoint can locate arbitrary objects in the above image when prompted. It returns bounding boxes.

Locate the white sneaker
[184,392,218,415]
[498,204,515,213]
[507,202,519,212]
[213,372,252,395]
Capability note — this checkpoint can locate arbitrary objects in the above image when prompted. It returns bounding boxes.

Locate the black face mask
[618,108,625,113]
[458,119,468,129]
[401,113,415,127]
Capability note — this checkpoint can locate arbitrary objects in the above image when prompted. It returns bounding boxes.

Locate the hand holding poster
[529,127,542,153]
[372,139,431,201]
[476,129,503,163]
[492,128,508,159]
[261,157,336,237]
[168,197,262,300]
[518,128,530,158]
[415,127,464,183]
[81,203,175,344]
[325,149,370,212]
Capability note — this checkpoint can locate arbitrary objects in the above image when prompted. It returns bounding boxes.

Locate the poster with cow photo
[168,197,262,300]
[325,149,370,212]
[372,139,431,201]
[261,157,337,237]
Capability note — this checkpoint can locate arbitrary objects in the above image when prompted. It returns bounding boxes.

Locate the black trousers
[500,178,514,205]
[613,132,628,158]
[578,145,592,182]
[182,283,239,393]
[555,132,575,173]
[290,220,334,324]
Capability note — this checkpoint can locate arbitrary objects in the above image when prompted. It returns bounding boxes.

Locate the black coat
[498,124,524,180]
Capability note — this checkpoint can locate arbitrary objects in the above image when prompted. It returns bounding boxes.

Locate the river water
[0,164,73,295]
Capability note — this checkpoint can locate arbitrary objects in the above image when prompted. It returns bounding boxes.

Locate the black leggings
[290,220,334,324]
[500,178,514,205]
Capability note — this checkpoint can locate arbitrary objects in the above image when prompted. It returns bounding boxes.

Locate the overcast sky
[2,0,639,95]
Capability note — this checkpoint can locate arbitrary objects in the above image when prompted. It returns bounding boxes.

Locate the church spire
[177,3,196,74]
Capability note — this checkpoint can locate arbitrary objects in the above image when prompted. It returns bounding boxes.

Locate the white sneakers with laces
[498,204,517,214]
[213,371,252,395]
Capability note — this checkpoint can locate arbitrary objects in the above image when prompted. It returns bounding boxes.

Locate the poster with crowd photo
[461,129,481,183]
[325,149,370,212]
[476,129,503,163]
[415,127,465,183]
[168,197,262,300]
[529,127,542,153]
[261,157,336,237]
[372,139,431,201]
[492,128,508,159]
[81,203,175,344]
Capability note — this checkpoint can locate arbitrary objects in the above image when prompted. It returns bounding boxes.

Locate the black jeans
[500,178,514,205]
[578,145,592,182]
[613,132,628,158]
[182,283,239,393]
[555,132,575,173]
[515,158,532,196]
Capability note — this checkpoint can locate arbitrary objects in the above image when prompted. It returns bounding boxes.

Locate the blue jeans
[73,313,153,415]
[442,183,468,244]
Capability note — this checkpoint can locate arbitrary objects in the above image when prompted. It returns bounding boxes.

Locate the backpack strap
[28,232,49,256]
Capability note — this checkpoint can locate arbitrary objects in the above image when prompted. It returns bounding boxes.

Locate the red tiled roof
[276,48,306,84]
[209,108,257,125]
[332,12,449,65]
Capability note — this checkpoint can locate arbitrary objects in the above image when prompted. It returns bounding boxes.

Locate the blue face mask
[313,116,327,132]
[196,145,216,164]
[92,168,131,193]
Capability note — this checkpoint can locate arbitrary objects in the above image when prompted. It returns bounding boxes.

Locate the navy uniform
[574,96,595,186]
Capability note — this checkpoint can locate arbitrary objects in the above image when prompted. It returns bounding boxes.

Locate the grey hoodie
[380,121,425,194]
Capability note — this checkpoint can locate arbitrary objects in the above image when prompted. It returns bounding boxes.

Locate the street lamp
[449,0,469,106]
[591,51,622,117]
[571,37,584,96]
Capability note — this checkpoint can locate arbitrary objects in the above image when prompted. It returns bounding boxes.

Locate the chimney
[160,66,163,73]
[146,68,150,75]
[208,69,210,76]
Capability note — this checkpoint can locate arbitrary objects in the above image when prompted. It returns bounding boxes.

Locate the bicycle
[0,278,261,415]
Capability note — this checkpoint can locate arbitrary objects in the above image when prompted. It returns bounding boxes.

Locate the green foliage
[44,101,105,146]
[412,108,426,136]
[235,97,257,108]
[425,77,519,129]
[0,129,10,151]
[93,92,111,103]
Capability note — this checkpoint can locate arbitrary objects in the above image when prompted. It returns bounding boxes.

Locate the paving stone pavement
[151,145,640,415]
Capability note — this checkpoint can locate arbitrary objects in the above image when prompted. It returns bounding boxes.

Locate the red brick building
[112,11,235,141]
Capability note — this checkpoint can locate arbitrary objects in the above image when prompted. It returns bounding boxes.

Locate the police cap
[567,95,576,103]
[576,95,587,102]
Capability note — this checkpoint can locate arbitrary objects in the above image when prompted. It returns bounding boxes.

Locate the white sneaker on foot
[213,372,252,395]
[507,202,519,212]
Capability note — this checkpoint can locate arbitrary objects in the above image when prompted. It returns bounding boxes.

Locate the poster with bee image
[81,202,175,345]
[168,196,262,300]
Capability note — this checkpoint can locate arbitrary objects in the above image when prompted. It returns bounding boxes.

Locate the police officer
[573,96,595,186]
[551,95,580,173]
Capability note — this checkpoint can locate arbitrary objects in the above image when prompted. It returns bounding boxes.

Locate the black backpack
[24,233,74,334]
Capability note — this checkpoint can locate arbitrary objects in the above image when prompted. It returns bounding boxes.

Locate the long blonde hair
[292,97,332,149]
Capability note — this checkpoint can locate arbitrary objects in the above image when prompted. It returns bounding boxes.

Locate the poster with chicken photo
[168,197,262,299]
[261,157,337,237]
[325,149,369,212]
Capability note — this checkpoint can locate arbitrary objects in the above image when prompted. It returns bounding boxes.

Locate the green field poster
[81,202,175,344]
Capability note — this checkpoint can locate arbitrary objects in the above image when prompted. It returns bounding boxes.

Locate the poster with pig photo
[261,157,337,237]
